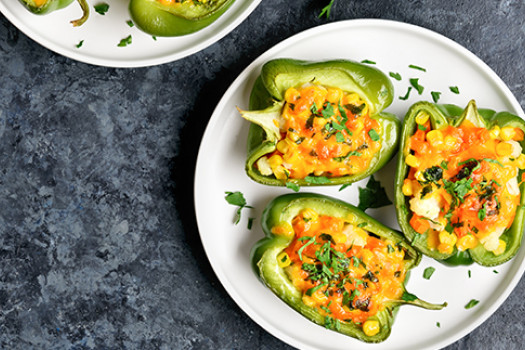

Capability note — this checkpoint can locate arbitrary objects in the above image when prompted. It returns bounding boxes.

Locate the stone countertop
[1,0,524,349]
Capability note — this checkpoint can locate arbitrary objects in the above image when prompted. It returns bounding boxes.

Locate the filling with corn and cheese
[255,84,382,180]
[274,208,407,336]
[403,111,525,255]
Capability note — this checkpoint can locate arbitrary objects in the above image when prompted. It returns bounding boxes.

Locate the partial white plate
[194,19,525,350]
[0,0,261,67]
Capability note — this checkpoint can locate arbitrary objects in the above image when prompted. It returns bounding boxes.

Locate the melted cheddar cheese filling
[256,85,382,180]
[277,209,406,330]
[404,113,525,255]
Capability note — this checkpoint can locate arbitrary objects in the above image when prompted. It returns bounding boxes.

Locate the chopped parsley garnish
[338,183,351,191]
[468,270,471,278]
[409,78,424,95]
[423,266,435,280]
[409,64,427,72]
[247,217,255,230]
[389,72,402,81]
[431,91,441,103]
[437,322,441,328]
[483,158,504,167]
[449,86,460,94]
[399,86,412,100]
[304,176,331,185]
[493,270,499,274]
[368,129,380,142]
[76,40,84,48]
[224,191,252,225]
[478,203,487,221]
[357,175,393,211]
[361,59,376,64]
[118,35,132,47]
[94,2,109,15]
[321,102,335,119]
[126,20,134,27]
[465,299,479,309]
[318,0,335,18]
[423,166,443,183]
[286,182,300,192]
[298,236,316,261]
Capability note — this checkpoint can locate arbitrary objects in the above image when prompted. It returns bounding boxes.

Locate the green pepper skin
[251,193,446,342]
[129,0,235,37]
[395,100,525,266]
[241,58,400,187]
[19,0,89,26]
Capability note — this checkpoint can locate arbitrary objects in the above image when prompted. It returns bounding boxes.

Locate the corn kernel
[438,243,454,254]
[402,179,413,196]
[442,135,457,150]
[332,232,347,245]
[314,116,328,129]
[456,235,478,251]
[426,129,443,147]
[276,140,289,154]
[489,125,500,139]
[343,92,361,105]
[515,154,525,169]
[271,222,294,238]
[268,154,283,168]
[439,231,458,246]
[496,142,513,157]
[300,208,319,222]
[415,111,430,125]
[415,170,425,182]
[493,239,506,256]
[500,127,516,141]
[326,88,343,104]
[276,252,291,268]
[273,165,289,180]
[363,320,381,337]
[405,154,420,168]
[302,295,316,307]
[284,87,300,103]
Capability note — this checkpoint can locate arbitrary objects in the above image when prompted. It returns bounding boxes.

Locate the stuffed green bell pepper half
[129,0,235,37]
[238,59,400,187]
[19,0,89,26]
[251,193,446,342]
[395,100,525,266]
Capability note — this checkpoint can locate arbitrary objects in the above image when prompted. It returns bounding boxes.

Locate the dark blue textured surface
[1,0,525,349]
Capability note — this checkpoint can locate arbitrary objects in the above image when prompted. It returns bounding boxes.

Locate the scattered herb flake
[368,129,380,142]
[410,78,424,94]
[389,72,402,81]
[94,2,109,15]
[118,35,132,47]
[304,176,331,185]
[493,270,499,274]
[423,266,436,280]
[409,64,427,72]
[465,299,479,309]
[361,59,376,64]
[339,183,351,192]
[399,86,412,100]
[247,217,255,230]
[286,182,300,192]
[127,20,134,27]
[152,36,157,41]
[468,270,472,278]
[225,191,252,225]
[76,40,84,48]
[437,322,441,328]
[418,124,427,131]
[449,86,460,94]
[318,0,335,19]
[431,91,441,103]
[357,175,393,211]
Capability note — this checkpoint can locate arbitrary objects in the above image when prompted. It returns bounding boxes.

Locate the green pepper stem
[70,0,89,27]
[391,298,447,310]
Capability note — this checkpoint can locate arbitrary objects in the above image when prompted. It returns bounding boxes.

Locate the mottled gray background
[1,0,525,349]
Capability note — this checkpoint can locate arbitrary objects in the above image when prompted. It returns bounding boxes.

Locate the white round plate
[0,0,261,67]
[194,19,525,350]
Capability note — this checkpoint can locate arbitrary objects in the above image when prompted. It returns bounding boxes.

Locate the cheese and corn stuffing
[274,208,407,336]
[403,111,525,255]
[255,85,382,180]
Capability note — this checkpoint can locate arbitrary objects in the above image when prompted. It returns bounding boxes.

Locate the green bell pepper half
[239,58,400,187]
[19,0,89,26]
[251,193,446,342]
[129,0,235,37]
[395,100,525,266]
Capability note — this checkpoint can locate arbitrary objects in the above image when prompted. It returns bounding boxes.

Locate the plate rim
[194,18,525,350]
[0,0,262,68]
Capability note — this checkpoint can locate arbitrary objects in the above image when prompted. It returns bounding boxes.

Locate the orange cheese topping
[404,114,525,254]
[280,209,406,326]
[257,85,382,180]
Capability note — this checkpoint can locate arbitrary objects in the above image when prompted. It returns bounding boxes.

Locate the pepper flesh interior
[256,84,382,180]
[404,115,525,255]
[279,208,407,331]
